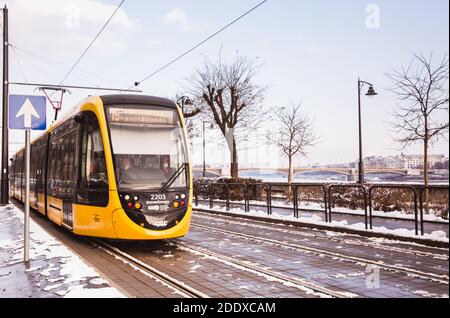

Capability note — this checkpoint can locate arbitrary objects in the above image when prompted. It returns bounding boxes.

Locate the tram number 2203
[149,194,167,201]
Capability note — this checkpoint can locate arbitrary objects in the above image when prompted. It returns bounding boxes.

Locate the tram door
[62,127,78,228]
[48,119,78,229]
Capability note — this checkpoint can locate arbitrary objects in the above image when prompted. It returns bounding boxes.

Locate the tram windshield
[106,105,188,191]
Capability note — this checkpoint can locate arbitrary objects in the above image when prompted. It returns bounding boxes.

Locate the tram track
[93,238,353,298]
[190,222,449,285]
[171,240,355,298]
[193,210,449,260]
[9,199,358,298]
[89,239,210,298]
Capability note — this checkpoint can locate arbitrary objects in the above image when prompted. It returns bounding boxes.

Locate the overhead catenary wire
[9,45,28,83]
[11,48,62,83]
[9,43,129,88]
[131,0,269,88]
[56,0,126,87]
[9,81,142,93]
[9,44,108,89]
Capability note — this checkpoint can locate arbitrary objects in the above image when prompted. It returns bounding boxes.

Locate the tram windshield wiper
[160,163,187,193]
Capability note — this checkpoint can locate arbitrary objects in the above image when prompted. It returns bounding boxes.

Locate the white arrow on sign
[16,98,40,128]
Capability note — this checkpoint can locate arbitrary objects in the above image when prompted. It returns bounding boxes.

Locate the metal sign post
[9,94,46,263]
[24,130,30,263]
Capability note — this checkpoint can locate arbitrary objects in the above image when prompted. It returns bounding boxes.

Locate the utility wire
[9,43,129,87]
[13,48,61,82]
[132,0,269,88]
[10,44,104,88]
[10,45,28,83]
[57,0,126,86]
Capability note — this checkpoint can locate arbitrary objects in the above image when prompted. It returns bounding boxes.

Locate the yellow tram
[9,95,193,240]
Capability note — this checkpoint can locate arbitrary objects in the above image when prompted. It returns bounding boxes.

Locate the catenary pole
[1,6,9,205]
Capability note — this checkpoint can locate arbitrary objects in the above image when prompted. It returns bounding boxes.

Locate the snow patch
[197,204,449,242]
[0,204,125,298]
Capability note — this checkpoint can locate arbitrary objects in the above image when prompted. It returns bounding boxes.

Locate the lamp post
[202,119,215,177]
[176,96,192,114]
[357,78,378,184]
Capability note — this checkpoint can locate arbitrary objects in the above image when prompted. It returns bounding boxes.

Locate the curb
[193,208,449,249]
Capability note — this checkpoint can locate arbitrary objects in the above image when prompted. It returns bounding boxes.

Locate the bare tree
[268,103,318,185]
[387,53,449,195]
[187,53,266,178]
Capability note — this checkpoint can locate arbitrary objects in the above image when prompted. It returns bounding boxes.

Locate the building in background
[400,154,448,169]
[349,154,449,170]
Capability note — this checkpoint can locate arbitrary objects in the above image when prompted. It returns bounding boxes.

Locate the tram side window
[66,131,77,196]
[48,138,63,198]
[9,159,14,192]
[60,137,69,196]
[60,130,77,199]
[36,147,46,194]
[18,154,23,194]
[77,112,108,206]
[30,146,36,194]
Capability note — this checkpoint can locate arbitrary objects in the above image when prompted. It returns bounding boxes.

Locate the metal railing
[368,185,419,235]
[294,184,328,221]
[209,183,229,210]
[226,182,248,212]
[329,184,368,229]
[419,186,449,236]
[193,180,449,236]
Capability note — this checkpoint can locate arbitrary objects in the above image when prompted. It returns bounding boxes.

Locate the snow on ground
[0,204,124,298]
[298,202,448,223]
[203,198,449,223]
[197,204,449,243]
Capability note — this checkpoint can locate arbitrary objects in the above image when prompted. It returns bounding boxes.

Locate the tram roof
[100,94,177,108]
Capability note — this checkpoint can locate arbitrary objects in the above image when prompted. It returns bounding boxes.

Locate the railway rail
[172,241,354,298]
[190,221,449,285]
[89,239,210,298]
[193,211,449,260]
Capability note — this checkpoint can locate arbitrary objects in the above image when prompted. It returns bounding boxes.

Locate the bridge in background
[192,167,429,179]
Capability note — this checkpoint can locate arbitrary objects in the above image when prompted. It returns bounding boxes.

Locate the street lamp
[176,96,193,114]
[202,119,215,177]
[357,78,378,184]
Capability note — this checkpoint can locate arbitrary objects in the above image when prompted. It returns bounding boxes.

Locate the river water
[238,171,449,184]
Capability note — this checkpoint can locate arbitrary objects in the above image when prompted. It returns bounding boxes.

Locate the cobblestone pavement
[183,211,449,298]
[191,211,449,277]
[4,201,449,298]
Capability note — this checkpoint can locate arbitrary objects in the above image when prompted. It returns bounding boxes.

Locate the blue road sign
[9,95,47,130]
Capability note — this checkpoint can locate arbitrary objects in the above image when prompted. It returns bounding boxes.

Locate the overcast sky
[1,0,449,167]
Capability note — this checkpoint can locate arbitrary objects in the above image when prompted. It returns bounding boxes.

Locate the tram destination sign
[108,107,175,125]
[9,94,47,130]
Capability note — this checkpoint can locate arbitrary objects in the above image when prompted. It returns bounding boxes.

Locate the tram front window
[107,106,188,191]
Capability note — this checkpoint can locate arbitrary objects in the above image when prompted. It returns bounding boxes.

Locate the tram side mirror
[74,114,84,124]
